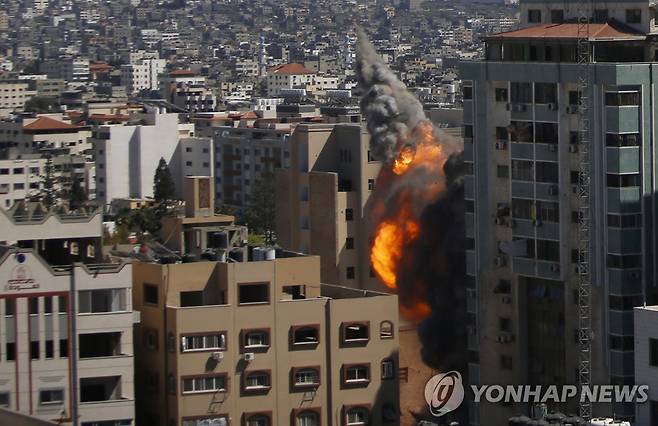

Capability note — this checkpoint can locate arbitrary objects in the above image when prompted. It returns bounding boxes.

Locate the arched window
[379,320,394,339]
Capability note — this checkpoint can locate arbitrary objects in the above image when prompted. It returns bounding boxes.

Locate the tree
[25,96,60,113]
[244,172,275,244]
[33,155,60,209]
[68,177,86,210]
[153,157,176,206]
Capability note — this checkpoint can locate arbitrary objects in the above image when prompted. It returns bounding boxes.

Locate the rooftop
[486,20,646,41]
[269,63,316,75]
[23,116,82,132]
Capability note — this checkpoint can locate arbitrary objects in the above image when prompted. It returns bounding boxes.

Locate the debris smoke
[357,29,467,375]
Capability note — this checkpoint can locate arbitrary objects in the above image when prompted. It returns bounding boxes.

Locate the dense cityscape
[2,1,658,426]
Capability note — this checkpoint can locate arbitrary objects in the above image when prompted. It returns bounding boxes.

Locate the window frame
[381,358,395,380]
[242,369,272,394]
[343,405,371,426]
[238,282,271,306]
[181,373,228,395]
[241,328,270,353]
[290,324,321,348]
[342,363,371,388]
[341,321,370,345]
[243,411,272,426]
[39,388,65,405]
[379,320,394,339]
[143,283,159,306]
[291,407,322,426]
[291,366,321,390]
[180,331,227,353]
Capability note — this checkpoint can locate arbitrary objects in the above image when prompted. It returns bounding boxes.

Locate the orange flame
[369,121,450,322]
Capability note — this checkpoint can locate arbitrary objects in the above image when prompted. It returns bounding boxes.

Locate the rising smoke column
[357,28,467,373]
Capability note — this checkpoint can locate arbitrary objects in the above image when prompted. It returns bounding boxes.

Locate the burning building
[356,29,469,422]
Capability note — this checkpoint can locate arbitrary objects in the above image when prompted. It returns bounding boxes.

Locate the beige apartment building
[275,123,382,291]
[132,176,400,426]
[0,206,135,425]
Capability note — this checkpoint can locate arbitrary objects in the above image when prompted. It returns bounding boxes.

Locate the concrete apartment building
[266,64,317,97]
[276,123,382,291]
[120,59,166,95]
[0,205,135,426]
[92,107,214,205]
[461,1,658,423]
[159,71,217,113]
[0,81,30,117]
[0,115,92,155]
[131,177,400,426]
[0,154,94,209]
[212,125,291,209]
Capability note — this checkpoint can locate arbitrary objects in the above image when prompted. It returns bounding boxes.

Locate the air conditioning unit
[501,295,512,304]
[242,352,255,362]
[548,185,559,195]
[547,102,557,111]
[495,141,507,150]
[550,264,560,273]
[494,256,507,267]
[533,219,542,227]
[211,351,224,361]
[569,145,579,153]
[566,105,578,114]
[548,144,558,152]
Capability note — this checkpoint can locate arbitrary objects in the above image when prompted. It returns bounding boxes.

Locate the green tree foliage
[244,172,275,244]
[68,177,86,210]
[34,155,60,209]
[153,157,176,206]
[24,97,60,113]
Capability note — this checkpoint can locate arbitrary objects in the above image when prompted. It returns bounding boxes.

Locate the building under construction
[461,1,658,424]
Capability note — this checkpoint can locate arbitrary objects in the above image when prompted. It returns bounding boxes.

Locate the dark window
[511,82,532,103]
[144,284,158,305]
[534,83,557,104]
[180,291,203,307]
[626,9,641,24]
[609,295,643,311]
[44,297,52,314]
[239,283,269,304]
[60,339,68,358]
[535,122,558,144]
[501,355,513,370]
[495,126,508,140]
[463,86,472,100]
[0,393,8,407]
[28,297,38,314]
[528,9,541,23]
[6,343,15,361]
[5,299,15,316]
[605,92,640,106]
[497,165,509,178]
[292,326,319,346]
[609,335,635,351]
[343,323,369,342]
[651,338,658,366]
[463,125,473,138]
[607,254,642,269]
[607,214,642,228]
[30,341,39,360]
[345,208,353,221]
[58,297,68,313]
[345,237,354,250]
[512,199,533,219]
[537,239,560,262]
[569,91,580,105]
[536,161,558,183]
[45,340,54,359]
[551,9,564,23]
[509,121,533,142]
[511,160,534,181]
[346,267,355,279]
[606,174,641,188]
[606,133,640,147]
[593,9,609,23]
[39,389,64,405]
[499,317,511,332]
[495,88,508,102]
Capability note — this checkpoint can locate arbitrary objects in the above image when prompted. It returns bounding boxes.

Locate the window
[243,371,271,392]
[144,328,158,350]
[511,82,532,103]
[501,355,513,370]
[345,208,353,221]
[343,322,369,342]
[535,122,558,144]
[45,340,54,359]
[609,295,643,311]
[610,335,634,351]
[528,9,541,23]
[650,338,658,366]
[292,367,320,388]
[144,284,158,305]
[243,329,269,350]
[511,160,534,181]
[536,161,558,183]
[345,237,354,250]
[13,167,23,174]
[181,332,226,352]
[0,393,8,407]
[626,9,641,24]
[59,339,68,358]
[29,297,38,314]
[497,165,509,178]
[606,133,640,147]
[368,179,375,191]
[608,214,642,228]
[346,266,355,280]
[245,413,271,426]
[295,410,320,426]
[292,325,320,346]
[462,86,472,100]
[39,389,64,405]
[534,83,556,104]
[607,254,642,269]
[607,174,641,188]
[495,88,508,102]
[550,9,564,23]
[343,364,370,386]
[239,283,269,304]
[382,359,395,379]
[30,341,39,360]
[79,289,126,313]
[345,406,369,425]
[380,321,394,339]
[182,374,227,394]
[605,92,640,106]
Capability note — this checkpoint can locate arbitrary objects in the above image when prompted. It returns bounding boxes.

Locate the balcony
[80,376,124,403]
[607,147,640,174]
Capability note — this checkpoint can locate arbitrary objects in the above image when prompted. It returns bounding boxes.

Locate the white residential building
[120,59,166,95]
[0,81,30,117]
[93,107,212,204]
[266,63,316,96]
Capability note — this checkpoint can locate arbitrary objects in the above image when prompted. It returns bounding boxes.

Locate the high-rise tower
[461,1,658,424]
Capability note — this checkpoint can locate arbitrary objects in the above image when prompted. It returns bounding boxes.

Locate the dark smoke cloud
[356,28,427,161]
[357,29,467,376]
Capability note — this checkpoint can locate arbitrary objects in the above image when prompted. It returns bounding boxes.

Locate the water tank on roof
[252,247,264,261]
[280,88,307,97]
[326,89,352,99]
[264,248,276,261]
